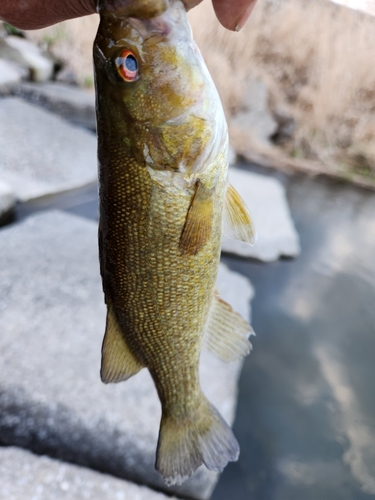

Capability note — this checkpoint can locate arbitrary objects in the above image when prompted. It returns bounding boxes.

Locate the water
[214,169,375,500]
[11,165,375,500]
[15,182,99,223]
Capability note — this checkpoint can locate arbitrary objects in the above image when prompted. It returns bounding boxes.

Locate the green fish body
[94,0,255,485]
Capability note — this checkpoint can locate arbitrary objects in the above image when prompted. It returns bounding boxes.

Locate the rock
[0,36,26,68]
[1,36,54,82]
[0,447,181,500]
[229,73,278,147]
[222,167,300,261]
[0,98,97,201]
[0,59,22,92]
[271,107,296,144]
[13,82,96,131]
[228,144,237,165]
[55,67,79,86]
[0,211,254,500]
[0,180,16,223]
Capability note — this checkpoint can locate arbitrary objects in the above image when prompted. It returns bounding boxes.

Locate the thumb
[212,0,257,31]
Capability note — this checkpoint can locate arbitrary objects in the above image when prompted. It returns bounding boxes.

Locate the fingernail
[235,1,257,31]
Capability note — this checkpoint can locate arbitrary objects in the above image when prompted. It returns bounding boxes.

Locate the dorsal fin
[223,184,256,245]
[204,292,254,362]
[101,305,144,383]
[179,180,215,256]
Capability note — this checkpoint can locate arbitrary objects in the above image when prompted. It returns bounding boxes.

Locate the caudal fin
[156,397,239,486]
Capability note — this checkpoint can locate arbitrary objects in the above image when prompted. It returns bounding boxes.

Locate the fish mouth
[97,0,169,18]
[126,0,190,41]
[99,0,186,41]
[127,16,172,38]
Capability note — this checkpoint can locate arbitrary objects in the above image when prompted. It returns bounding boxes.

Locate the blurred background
[16,0,375,184]
[0,0,375,499]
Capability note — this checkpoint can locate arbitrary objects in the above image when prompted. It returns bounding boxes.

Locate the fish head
[94,0,227,175]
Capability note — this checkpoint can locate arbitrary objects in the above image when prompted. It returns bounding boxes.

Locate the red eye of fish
[115,50,139,82]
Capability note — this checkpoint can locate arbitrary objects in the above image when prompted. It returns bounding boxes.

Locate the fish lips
[97,0,169,18]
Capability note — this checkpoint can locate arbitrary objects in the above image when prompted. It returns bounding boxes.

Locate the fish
[94,0,256,486]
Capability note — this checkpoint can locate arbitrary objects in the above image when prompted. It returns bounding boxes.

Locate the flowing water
[214,166,375,500]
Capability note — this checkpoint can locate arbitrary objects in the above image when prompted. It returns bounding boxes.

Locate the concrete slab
[222,167,301,261]
[0,447,180,500]
[0,59,22,92]
[228,144,237,165]
[229,74,278,147]
[0,36,30,75]
[0,211,254,500]
[0,98,97,201]
[0,180,16,223]
[2,36,54,82]
[13,82,96,130]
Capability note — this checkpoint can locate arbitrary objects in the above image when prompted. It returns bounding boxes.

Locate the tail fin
[156,397,239,486]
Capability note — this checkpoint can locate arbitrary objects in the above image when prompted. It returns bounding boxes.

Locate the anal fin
[205,292,254,362]
[179,180,214,256]
[223,183,256,245]
[101,305,143,384]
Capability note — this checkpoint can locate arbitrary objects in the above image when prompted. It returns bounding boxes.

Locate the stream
[215,165,375,500]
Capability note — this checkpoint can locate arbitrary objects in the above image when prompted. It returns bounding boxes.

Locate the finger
[182,0,204,10]
[0,0,96,30]
[212,0,257,31]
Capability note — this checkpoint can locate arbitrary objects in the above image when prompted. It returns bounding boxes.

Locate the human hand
[0,0,257,31]
[184,0,257,31]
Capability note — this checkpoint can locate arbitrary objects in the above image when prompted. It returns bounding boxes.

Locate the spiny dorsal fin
[179,180,215,256]
[101,305,144,384]
[223,184,256,245]
[204,292,254,362]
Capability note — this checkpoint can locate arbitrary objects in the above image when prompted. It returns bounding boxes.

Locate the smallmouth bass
[94,0,256,485]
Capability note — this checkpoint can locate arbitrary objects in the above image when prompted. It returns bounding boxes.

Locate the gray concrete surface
[13,82,96,130]
[230,74,278,147]
[228,145,237,165]
[222,167,301,261]
[0,180,15,221]
[0,447,180,500]
[0,211,254,500]
[0,59,22,91]
[0,37,30,79]
[1,36,54,82]
[0,98,97,201]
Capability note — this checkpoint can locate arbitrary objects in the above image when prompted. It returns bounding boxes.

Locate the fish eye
[115,49,139,82]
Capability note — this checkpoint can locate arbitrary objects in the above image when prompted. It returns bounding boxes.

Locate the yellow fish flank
[94,0,256,485]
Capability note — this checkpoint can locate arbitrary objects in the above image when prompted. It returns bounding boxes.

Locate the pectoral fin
[223,184,256,245]
[101,305,143,384]
[179,180,215,256]
[204,292,254,362]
